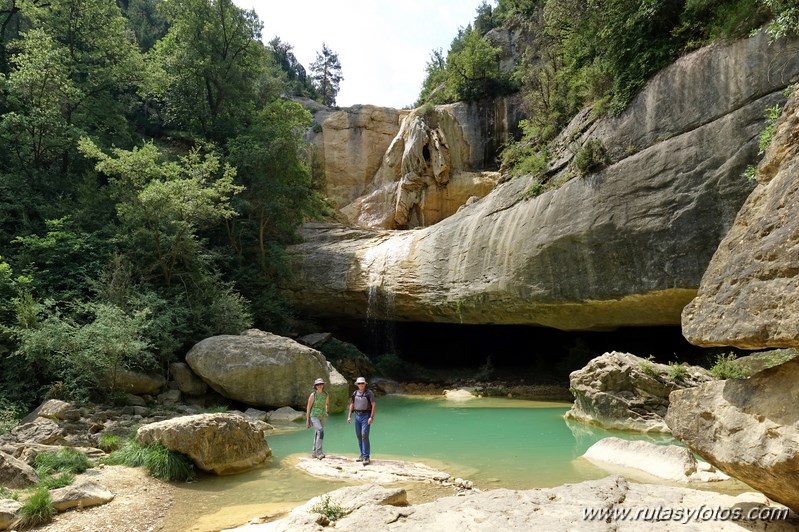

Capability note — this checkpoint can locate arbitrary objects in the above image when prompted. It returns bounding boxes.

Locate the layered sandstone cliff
[288,31,799,331]
[308,97,523,229]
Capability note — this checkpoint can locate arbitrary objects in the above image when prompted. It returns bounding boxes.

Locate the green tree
[268,36,317,98]
[416,49,450,106]
[78,138,242,287]
[122,0,169,51]
[225,99,328,328]
[151,0,269,140]
[309,43,343,106]
[447,27,503,101]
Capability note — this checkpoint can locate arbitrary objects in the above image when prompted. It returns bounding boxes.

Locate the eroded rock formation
[309,98,520,229]
[288,32,799,330]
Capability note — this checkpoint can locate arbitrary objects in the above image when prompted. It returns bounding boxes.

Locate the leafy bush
[309,495,350,521]
[107,440,194,481]
[573,139,608,175]
[16,487,56,528]
[0,400,20,435]
[710,353,750,379]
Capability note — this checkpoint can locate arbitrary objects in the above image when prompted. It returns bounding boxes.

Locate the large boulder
[666,357,799,513]
[0,450,38,488]
[50,480,114,511]
[565,351,711,433]
[10,418,65,445]
[136,413,271,475]
[169,362,208,396]
[104,367,166,395]
[185,329,348,411]
[682,86,799,348]
[286,31,799,331]
[19,399,75,424]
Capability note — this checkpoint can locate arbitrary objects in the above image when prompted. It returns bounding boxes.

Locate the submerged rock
[582,437,728,483]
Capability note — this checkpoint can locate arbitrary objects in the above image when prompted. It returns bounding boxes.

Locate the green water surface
[165,395,676,531]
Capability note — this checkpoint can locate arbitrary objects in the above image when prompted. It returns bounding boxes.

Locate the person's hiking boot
[362,457,370,466]
[317,453,325,460]
[311,453,318,459]
[356,455,364,462]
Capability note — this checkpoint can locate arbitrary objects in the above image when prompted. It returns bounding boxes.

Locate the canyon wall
[287,32,799,331]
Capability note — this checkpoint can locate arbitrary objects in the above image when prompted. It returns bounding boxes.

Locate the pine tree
[309,43,343,106]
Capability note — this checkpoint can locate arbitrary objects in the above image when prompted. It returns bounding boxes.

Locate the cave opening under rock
[314,320,734,385]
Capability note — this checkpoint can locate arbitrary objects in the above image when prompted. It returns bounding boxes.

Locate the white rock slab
[292,455,454,485]
[583,437,729,483]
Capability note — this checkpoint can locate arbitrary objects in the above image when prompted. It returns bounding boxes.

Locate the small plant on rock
[639,355,659,377]
[667,361,688,381]
[309,495,350,521]
[710,353,749,380]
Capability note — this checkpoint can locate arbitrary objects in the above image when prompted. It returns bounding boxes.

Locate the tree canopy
[0,0,329,411]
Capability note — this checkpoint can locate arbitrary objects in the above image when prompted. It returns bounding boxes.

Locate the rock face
[666,357,799,514]
[185,330,348,412]
[0,450,39,488]
[287,32,799,331]
[565,351,711,433]
[682,86,799,348]
[228,477,798,532]
[309,99,521,230]
[136,413,271,475]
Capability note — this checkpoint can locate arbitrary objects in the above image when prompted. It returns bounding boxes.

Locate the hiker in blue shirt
[347,376,376,465]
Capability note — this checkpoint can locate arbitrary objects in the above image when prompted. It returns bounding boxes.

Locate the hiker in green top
[306,378,330,459]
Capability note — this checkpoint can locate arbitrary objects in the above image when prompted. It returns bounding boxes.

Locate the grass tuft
[107,440,194,481]
[16,487,56,528]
